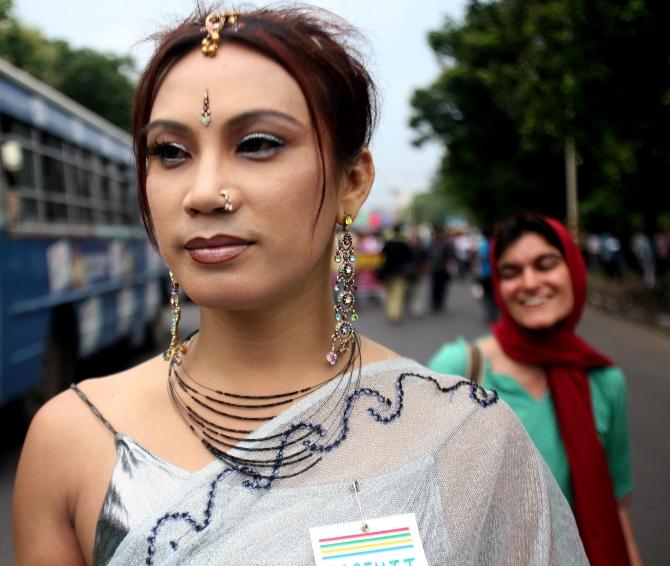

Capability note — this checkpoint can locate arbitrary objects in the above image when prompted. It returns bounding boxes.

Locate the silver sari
[78,358,587,565]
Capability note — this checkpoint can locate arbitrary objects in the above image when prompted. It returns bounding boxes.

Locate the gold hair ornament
[201,12,239,56]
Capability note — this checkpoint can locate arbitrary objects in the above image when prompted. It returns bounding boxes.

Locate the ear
[336,148,375,223]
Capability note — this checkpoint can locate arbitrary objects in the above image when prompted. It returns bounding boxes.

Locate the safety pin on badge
[352,480,369,533]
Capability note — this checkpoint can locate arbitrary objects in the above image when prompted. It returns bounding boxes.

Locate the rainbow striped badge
[309,513,428,566]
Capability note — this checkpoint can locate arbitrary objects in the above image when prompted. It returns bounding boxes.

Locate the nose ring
[219,189,234,212]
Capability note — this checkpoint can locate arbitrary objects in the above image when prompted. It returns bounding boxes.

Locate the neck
[181,275,350,396]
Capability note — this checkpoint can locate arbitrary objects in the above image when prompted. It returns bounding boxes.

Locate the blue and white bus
[0,57,165,411]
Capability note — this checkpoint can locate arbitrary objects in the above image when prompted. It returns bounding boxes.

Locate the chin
[507,307,554,330]
[514,310,569,330]
[181,280,271,311]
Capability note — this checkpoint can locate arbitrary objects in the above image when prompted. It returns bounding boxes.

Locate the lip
[184,234,253,265]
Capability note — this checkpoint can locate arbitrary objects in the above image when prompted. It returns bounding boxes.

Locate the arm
[13,394,87,566]
[619,506,644,566]
[598,368,642,564]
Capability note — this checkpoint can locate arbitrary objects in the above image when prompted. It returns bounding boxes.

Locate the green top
[428,336,632,505]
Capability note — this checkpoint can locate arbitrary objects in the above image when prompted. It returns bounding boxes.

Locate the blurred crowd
[583,231,670,291]
[341,223,497,324]
[343,222,670,325]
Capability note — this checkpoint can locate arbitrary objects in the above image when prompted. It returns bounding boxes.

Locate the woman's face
[145,44,343,310]
[496,232,574,329]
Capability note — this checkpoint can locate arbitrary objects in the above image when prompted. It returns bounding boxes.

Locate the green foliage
[0,12,136,131]
[409,189,459,226]
[0,0,12,20]
[411,0,670,235]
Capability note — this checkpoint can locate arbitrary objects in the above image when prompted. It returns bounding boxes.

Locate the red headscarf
[491,216,629,566]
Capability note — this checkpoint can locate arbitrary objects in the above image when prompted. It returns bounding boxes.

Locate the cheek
[551,268,574,310]
[145,176,176,250]
[257,160,332,232]
[498,281,518,306]
[558,282,575,316]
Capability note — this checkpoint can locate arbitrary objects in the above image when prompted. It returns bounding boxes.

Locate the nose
[182,155,235,216]
[520,266,540,289]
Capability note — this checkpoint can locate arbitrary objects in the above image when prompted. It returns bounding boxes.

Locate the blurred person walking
[654,230,669,282]
[453,230,473,279]
[378,225,412,322]
[585,233,602,270]
[602,234,626,278]
[475,228,497,322]
[429,225,453,313]
[429,213,642,566]
[631,232,655,290]
[406,229,430,317]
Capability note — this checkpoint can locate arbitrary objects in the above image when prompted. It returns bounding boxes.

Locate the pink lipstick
[185,235,252,265]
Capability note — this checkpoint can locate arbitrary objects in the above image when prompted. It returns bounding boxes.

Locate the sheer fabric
[428,335,633,504]
[80,358,587,565]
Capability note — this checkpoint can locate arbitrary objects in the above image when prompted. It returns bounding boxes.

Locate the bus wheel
[22,328,77,422]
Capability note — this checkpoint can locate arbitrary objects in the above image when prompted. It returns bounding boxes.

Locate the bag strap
[466,342,484,384]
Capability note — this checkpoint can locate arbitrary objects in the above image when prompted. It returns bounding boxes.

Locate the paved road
[1,282,667,564]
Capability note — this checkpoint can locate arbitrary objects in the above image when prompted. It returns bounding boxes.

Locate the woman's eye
[236,133,285,159]
[535,254,562,271]
[498,267,521,280]
[147,142,190,167]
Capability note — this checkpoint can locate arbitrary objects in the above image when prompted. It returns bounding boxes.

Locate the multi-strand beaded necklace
[167,333,362,480]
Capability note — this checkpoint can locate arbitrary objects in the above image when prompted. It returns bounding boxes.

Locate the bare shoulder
[74,352,167,402]
[359,335,402,364]
[73,353,170,434]
[19,353,165,476]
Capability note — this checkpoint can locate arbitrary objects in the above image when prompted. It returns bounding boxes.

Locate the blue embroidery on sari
[144,372,497,563]
[145,468,235,564]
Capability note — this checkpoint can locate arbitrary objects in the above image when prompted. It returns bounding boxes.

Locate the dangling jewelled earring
[327,213,358,366]
[164,271,184,363]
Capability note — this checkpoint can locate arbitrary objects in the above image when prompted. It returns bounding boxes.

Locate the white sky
[14,0,466,213]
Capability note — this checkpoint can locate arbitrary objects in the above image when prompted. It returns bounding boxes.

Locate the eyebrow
[227,110,305,131]
[141,110,305,138]
[140,120,189,138]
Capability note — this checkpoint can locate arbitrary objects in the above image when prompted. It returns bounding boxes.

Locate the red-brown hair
[133,3,378,246]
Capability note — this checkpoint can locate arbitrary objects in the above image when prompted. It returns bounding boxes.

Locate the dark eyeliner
[146,141,190,165]
[236,132,286,157]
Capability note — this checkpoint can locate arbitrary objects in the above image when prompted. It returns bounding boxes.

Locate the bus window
[5,120,36,186]
[119,173,137,226]
[106,161,124,225]
[42,133,68,222]
[61,143,91,225]
[0,116,40,224]
[88,154,111,225]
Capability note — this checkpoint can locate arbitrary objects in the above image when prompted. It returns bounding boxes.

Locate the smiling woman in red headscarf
[429,212,643,565]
